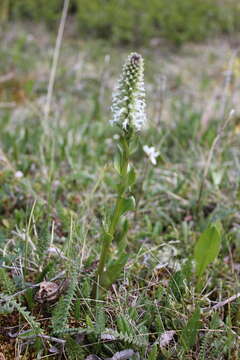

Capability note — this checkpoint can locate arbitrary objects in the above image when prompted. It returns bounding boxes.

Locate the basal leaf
[194,224,221,279]
[101,252,128,288]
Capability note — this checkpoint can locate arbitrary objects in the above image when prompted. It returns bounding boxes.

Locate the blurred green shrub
[3,0,240,45]
[8,0,61,24]
[75,0,153,43]
[77,0,240,45]
[149,0,224,44]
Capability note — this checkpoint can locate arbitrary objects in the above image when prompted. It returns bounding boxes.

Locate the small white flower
[143,145,159,165]
[111,52,146,132]
[122,118,129,130]
[15,170,24,178]
[113,134,120,140]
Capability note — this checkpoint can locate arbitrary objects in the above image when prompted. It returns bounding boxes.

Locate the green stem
[95,135,130,296]
[109,196,124,235]
[97,196,122,278]
[96,232,113,286]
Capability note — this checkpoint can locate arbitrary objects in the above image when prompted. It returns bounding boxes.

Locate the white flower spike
[143,145,159,165]
[111,52,146,132]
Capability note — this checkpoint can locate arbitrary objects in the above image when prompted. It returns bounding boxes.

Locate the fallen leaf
[159,330,176,347]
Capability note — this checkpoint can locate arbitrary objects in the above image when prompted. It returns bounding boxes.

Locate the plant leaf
[127,167,136,187]
[114,147,123,175]
[118,196,136,217]
[194,224,221,279]
[101,252,128,288]
[181,307,201,350]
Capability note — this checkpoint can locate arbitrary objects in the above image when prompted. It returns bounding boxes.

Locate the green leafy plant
[0,297,42,336]
[51,269,78,334]
[94,53,146,295]
[0,268,16,294]
[181,307,201,350]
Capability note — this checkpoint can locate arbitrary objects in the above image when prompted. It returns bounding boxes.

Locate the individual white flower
[15,171,24,178]
[143,145,159,165]
[113,134,120,140]
[110,52,146,132]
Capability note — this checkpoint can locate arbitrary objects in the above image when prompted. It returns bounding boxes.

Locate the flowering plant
[94,53,146,296]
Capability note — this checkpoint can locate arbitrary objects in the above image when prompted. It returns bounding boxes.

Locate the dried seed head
[110,52,146,132]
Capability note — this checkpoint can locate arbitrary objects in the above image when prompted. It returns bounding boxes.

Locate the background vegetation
[1,0,240,45]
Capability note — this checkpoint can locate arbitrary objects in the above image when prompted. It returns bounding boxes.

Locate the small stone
[35,281,67,303]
